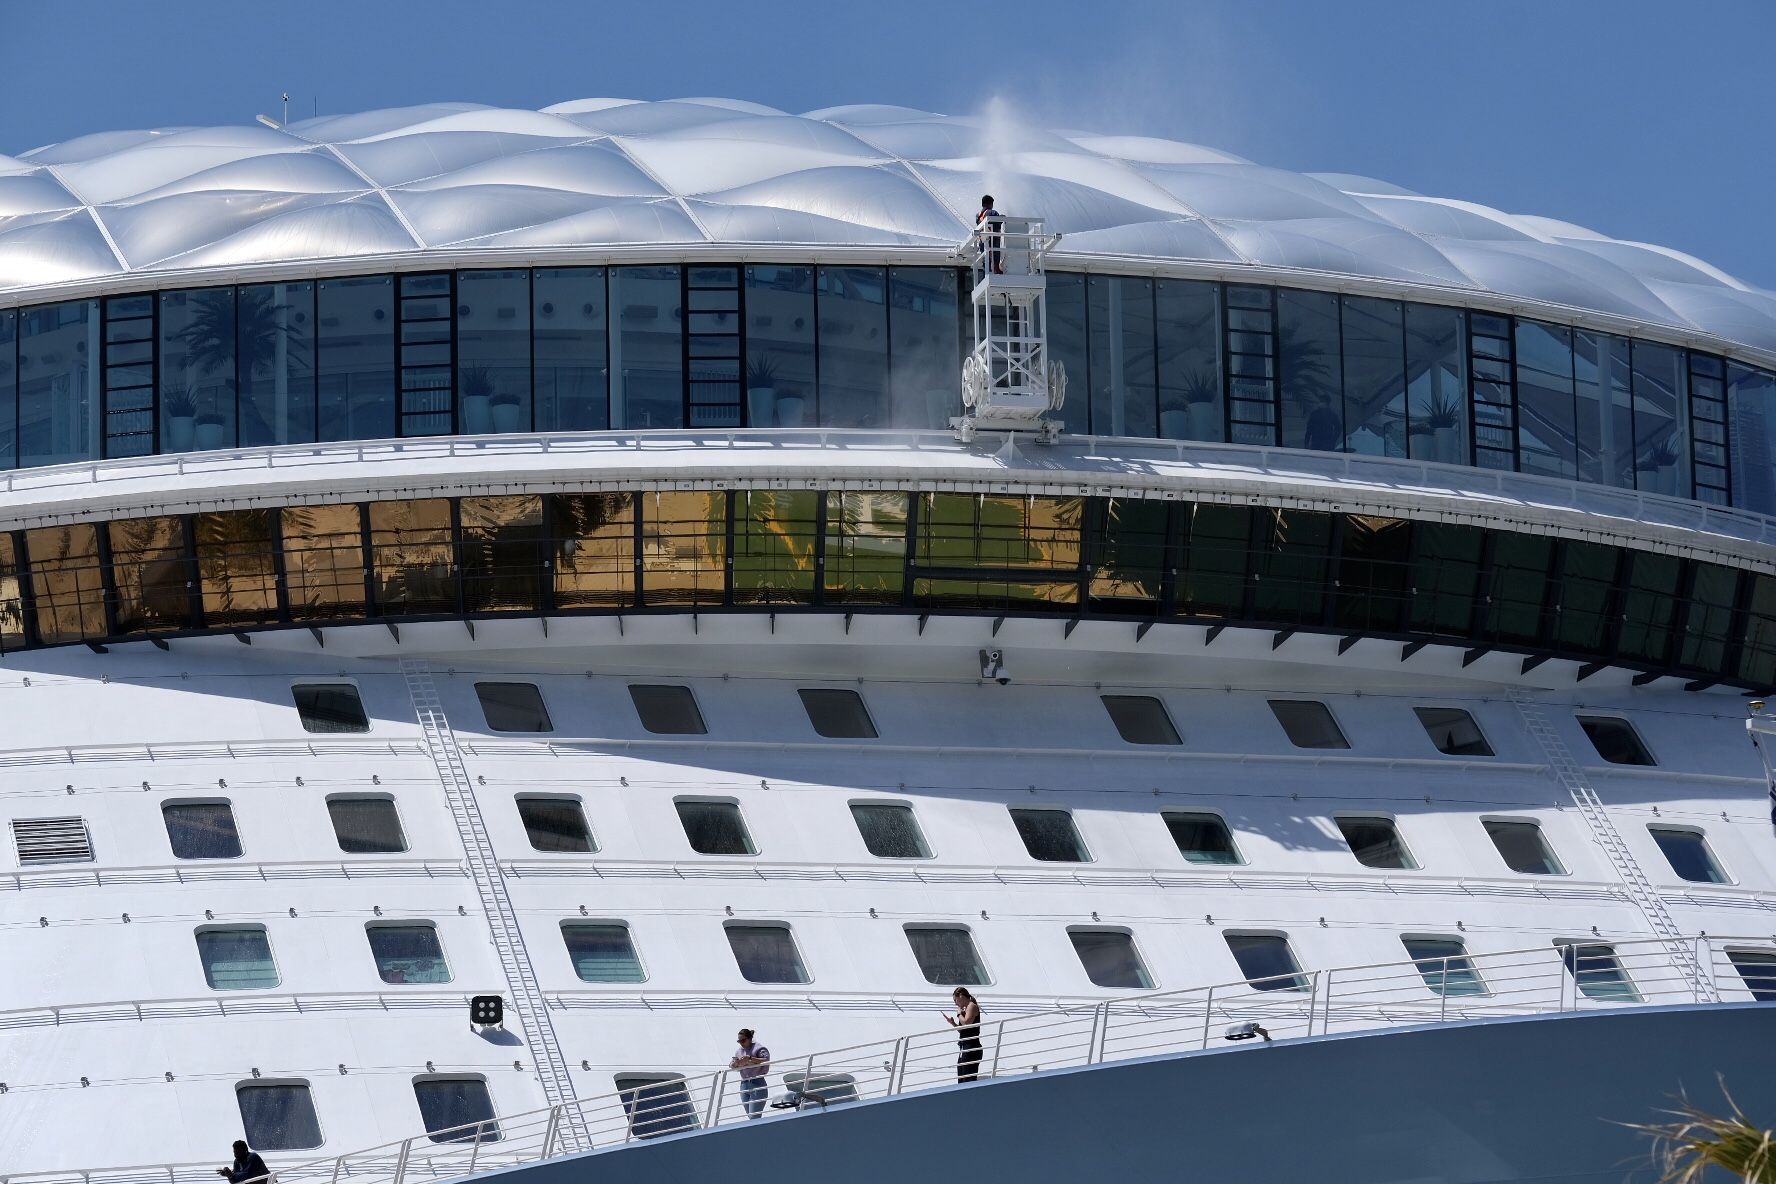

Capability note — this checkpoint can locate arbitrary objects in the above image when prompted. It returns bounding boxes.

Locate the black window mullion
[359,502,377,616]
[448,497,465,618]
[181,514,203,630]
[95,524,119,639]
[901,490,920,609]
[812,490,828,608]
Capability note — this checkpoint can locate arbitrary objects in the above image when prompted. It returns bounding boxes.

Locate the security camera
[980,648,1009,685]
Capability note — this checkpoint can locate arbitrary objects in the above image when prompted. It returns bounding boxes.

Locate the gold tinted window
[196,510,279,627]
[369,499,455,616]
[732,490,817,606]
[461,495,545,614]
[109,516,190,634]
[553,493,634,609]
[641,491,725,607]
[823,491,907,605]
[283,504,365,621]
[0,534,24,651]
[25,524,106,644]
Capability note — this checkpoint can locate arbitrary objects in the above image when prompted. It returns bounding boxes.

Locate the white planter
[1159,408,1188,439]
[1431,426,1459,464]
[461,393,493,434]
[1187,401,1219,440]
[491,400,524,433]
[747,386,776,428]
[775,395,805,427]
[194,420,227,450]
[166,414,195,452]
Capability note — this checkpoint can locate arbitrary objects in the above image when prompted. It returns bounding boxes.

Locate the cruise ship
[0,96,1773,1184]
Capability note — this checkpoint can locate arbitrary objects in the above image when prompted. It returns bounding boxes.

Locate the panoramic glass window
[367,923,451,984]
[640,490,725,607]
[1068,929,1154,989]
[1100,695,1182,745]
[1413,707,1494,756]
[1578,716,1655,765]
[744,264,816,428]
[1224,933,1308,991]
[1401,936,1488,997]
[613,1075,698,1140]
[797,688,878,738]
[849,803,931,859]
[162,801,242,860]
[1647,827,1728,884]
[823,490,908,606]
[326,796,407,854]
[553,492,634,609]
[195,510,280,628]
[675,800,755,855]
[369,499,456,617]
[609,265,683,430]
[1728,950,1776,1002]
[196,926,279,990]
[888,267,961,429]
[108,516,190,635]
[533,267,608,432]
[1008,808,1090,863]
[292,683,368,734]
[26,524,106,645]
[725,923,809,984]
[282,504,366,622]
[414,1077,500,1144]
[237,281,318,447]
[1163,812,1243,865]
[457,268,531,437]
[474,682,553,733]
[11,816,93,865]
[316,274,395,442]
[18,299,100,468]
[236,1082,322,1151]
[1557,942,1641,1002]
[460,495,546,614]
[904,926,990,985]
[1267,700,1349,749]
[1483,819,1566,875]
[732,489,819,605]
[561,922,646,983]
[1335,816,1418,870]
[515,796,595,853]
[628,684,707,735]
[1156,277,1223,441]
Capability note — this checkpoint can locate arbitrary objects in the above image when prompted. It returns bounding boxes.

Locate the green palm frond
[1629,1084,1776,1183]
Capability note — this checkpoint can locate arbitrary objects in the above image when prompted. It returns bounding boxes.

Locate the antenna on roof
[254,94,291,130]
[283,93,290,127]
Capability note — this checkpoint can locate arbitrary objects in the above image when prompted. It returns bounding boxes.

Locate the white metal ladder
[400,659,588,1148]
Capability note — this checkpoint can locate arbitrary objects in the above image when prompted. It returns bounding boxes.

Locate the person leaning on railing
[945,988,984,1082]
[730,1027,773,1119]
[217,1140,269,1184]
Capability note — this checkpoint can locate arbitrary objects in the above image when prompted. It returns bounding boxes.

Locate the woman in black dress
[945,987,983,1082]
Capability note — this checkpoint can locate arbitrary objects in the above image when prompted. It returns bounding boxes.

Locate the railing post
[1199,985,1215,1049]
[1304,970,1319,1038]
[391,1137,412,1184]
[1439,957,1449,1023]
[467,1123,484,1173]
[539,1103,562,1160]
[1086,1002,1105,1065]
[888,1036,906,1096]
[988,1018,1006,1079]
[707,1070,727,1128]
[329,1152,344,1184]
[1320,969,1333,1036]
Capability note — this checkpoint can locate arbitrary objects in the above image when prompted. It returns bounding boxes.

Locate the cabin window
[1069,929,1153,988]
[1335,816,1418,870]
[1163,812,1243,865]
[1413,707,1493,756]
[1267,700,1349,749]
[367,923,451,984]
[1009,807,1090,862]
[1401,936,1488,997]
[516,796,596,853]
[197,926,279,990]
[236,1081,322,1150]
[327,796,408,854]
[850,802,931,858]
[904,926,990,985]
[414,1077,499,1143]
[474,682,553,732]
[628,684,707,735]
[725,923,809,983]
[1224,933,1308,991]
[676,799,755,855]
[798,688,878,738]
[1483,819,1565,875]
[1727,950,1776,1002]
[1648,827,1728,884]
[614,1075,698,1139]
[1577,716,1655,765]
[1101,695,1182,744]
[292,683,368,733]
[162,801,242,860]
[1557,942,1641,1002]
[562,922,646,983]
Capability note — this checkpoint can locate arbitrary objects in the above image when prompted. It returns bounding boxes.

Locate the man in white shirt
[729,1027,772,1119]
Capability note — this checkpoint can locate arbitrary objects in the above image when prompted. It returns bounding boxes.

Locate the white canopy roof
[3,97,1773,355]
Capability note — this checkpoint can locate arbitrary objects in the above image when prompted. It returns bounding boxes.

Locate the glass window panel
[1405,304,1468,465]
[676,800,754,855]
[744,264,816,428]
[159,287,237,453]
[369,499,455,616]
[1088,497,1166,604]
[0,308,15,470]
[195,510,279,627]
[1155,279,1222,441]
[609,265,682,429]
[317,275,395,442]
[815,265,890,427]
[915,492,1081,609]
[1728,950,1776,1002]
[415,1078,499,1144]
[640,490,725,607]
[533,267,608,431]
[197,926,278,990]
[1224,933,1307,991]
[850,802,931,858]
[1277,290,1342,452]
[1249,509,1331,624]
[1178,503,1250,617]
[1677,563,1738,674]
[1087,275,1156,437]
[1335,816,1417,869]
[108,516,191,635]
[18,299,100,467]
[798,688,877,738]
[1402,936,1488,997]
[1514,321,1578,480]
[1047,272,1090,434]
[1101,695,1181,744]
[474,682,552,732]
[293,683,369,733]
[562,922,646,983]
[460,495,544,614]
[1574,331,1632,485]
[1009,807,1089,862]
[1268,699,1348,749]
[368,923,451,984]
[1632,341,1688,495]
[553,493,634,609]
[1728,365,1776,515]
[1615,551,1681,665]
[1484,533,1553,644]
[614,1075,698,1139]
[888,266,961,430]
[1648,827,1727,884]
[282,504,365,621]
[725,923,808,983]
[237,282,316,447]
[1552,541,1617,654]
[515,796,594,853]
[1164,812,1242,865]
[628,684,707,734]
[1335,515,1410,632]
[1069,929,1152,989]
[823,491,907,605]
[732,489,817,605]
[1338,296,1405,457]
[1413,706,1493,756]
[25,523,106,644]
[1743,575,1776,687]
[1558,942,1640,1002]
[1484,819,1565,874]
[0,535,26,652]
[904,926,989,985]
[1578,716,1655,766]
[456,269,531,435]
[164,801,242,859]
[236,1083,321,1151]
[1408,521,1483,635]
[327,797,406,854]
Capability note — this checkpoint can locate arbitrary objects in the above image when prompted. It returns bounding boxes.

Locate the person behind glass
[216,1140,269,1183]
[975,195,1004,274]
[730,1027,772,1119]
[945,987,984,1082]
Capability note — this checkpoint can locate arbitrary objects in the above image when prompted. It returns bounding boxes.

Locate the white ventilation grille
[12,817,94,865]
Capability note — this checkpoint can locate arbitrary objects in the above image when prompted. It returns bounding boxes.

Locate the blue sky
[4,0,1772,286]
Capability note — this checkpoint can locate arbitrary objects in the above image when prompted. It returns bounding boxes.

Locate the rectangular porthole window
[1557,942,1641,1002]
[1163,811,1242,865]
[327,796,408,854]
[11,816,94,865]
[1224,933,1308,991]
[1267,700,1349,749]
[197,926,279,990]
[849,802,931,859]
[516,795,596,853]
[614,1075,698,1139]
[1101,695,1182,745]
[1413,707,1494,756]
[1648,827,1728,884]
[162,801,243,860]
[1577,716,1655,765]
[292,683,369,733]
[675,800,755,855]
[904,925,990,985]
[627,684,707,735]
[367,923,452,984]
[473,682,553,733]
[236,1081,322,1151]
[1483,818,1565,875]
[1335,816,1418,870]
[724,923,809,983]
[1008,807,1090,862]
[1068,929,1154,989]
[1727,950,1776,1002]
[562,922,646,983]
[1401,936,1488,997]
[798,688,878,738]
[414,1077,500,1143]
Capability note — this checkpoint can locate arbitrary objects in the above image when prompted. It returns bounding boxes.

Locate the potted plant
[746,355,778,428]
[162,385,196,452]
[1410,388,1464,464]
[1639,436,1682,495]
[193,405,228,450]
[460,365,495,433]
[489,389,524,433]
[1176,370,1220,440]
